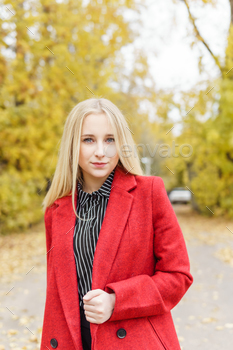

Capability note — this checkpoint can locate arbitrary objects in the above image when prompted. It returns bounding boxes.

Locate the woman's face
[79,113,119,183]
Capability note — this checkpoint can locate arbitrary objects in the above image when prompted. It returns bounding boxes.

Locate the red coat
[40,165,193,350]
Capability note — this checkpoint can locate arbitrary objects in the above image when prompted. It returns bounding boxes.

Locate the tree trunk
[230,0,233,24]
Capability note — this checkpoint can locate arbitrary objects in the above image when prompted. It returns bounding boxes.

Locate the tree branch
[182,0,223,74]
[230,0,233,24]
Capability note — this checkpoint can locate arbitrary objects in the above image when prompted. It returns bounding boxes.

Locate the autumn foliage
[1,0,233,233]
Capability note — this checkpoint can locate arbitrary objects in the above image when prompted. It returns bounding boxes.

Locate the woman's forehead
[82,113,114,133]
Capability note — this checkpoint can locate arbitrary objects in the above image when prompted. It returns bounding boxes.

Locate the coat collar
[52,164,137,347]
[54,164,136,206]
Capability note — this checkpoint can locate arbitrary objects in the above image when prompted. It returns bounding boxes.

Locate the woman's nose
[94,142,105,156]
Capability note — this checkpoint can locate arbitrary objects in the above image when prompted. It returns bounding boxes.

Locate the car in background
[168,187,192,204]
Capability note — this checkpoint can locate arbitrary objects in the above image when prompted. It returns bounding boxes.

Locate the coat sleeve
[105,176,193,321]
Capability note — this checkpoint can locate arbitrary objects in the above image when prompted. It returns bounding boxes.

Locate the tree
[169,0,233,217]
[0,0,158,232]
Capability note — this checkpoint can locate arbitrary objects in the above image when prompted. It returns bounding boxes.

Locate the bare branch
[230,0,233,24]
[182,0,223,74]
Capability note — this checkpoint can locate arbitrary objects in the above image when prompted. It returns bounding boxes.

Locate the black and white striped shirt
[73,167,116,311]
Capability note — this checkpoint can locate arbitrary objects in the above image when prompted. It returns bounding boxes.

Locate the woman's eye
[83,138,115,143]
[83,138,93,143]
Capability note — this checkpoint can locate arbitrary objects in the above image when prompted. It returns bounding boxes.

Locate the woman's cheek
[104,144,117,158]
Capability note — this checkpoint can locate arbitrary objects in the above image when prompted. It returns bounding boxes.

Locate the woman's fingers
[85,314,98,323]
[84,310,98,318]
[84,304,105,316]
[83,289,103,301]
[83,298,96,306]
[82,291,115,324]
[84,309,106,324]
[83,304,98,313]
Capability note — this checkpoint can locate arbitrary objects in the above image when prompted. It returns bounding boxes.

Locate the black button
[93,194,97,200]
[50,338,58,348]
[116,328,126,339]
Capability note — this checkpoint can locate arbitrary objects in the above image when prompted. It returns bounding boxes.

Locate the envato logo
[103,141,193,158]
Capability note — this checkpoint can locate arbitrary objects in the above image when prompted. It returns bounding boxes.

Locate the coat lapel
[52,186,81,349]
[91,182,134,290]
[52,165,137,347]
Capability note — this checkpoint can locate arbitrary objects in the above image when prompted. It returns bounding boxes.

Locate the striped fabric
[73,166,116,310]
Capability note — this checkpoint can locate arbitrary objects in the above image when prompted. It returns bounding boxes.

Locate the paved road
[0,223,233,349]
[0,255,46,350]
[172,240,233,350]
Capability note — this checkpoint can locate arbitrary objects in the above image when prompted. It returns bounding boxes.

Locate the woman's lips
[92,163,107,168]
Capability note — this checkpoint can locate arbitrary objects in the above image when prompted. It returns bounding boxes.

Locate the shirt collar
[77,167,116,207]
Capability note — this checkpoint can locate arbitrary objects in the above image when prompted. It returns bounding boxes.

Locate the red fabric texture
[40,165,193,350]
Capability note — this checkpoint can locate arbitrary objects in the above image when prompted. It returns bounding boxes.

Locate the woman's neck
[82,175,108,194]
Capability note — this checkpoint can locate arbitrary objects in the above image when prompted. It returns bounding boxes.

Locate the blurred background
[0,0,233,349]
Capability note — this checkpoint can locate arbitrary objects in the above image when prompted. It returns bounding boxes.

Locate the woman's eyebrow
[81,134,114,137]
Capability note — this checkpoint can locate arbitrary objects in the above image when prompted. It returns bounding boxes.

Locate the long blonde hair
[42,98,144,218]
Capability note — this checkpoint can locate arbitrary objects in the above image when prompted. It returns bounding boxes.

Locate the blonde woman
[40,98,193,350]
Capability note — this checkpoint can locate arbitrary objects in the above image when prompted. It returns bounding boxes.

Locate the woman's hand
[83,289,116,324]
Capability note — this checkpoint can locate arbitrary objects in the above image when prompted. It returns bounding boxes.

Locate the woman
[40,98,193,350]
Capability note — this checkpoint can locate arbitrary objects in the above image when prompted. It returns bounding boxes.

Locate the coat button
[50,338,58,348]
[117,328,127,339]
